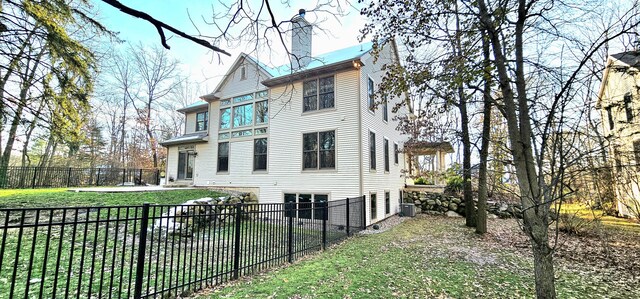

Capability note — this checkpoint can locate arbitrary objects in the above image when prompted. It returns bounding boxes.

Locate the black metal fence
[0,196,365,298]
[0,167,161,189]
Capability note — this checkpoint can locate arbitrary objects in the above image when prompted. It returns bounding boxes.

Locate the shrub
[558,213,597,236]
[414,177,427,185]
[445,174,464,193]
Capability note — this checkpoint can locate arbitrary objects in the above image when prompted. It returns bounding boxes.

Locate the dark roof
[159,132,208,146]
[177,101,208,113]
[610,51,640,68]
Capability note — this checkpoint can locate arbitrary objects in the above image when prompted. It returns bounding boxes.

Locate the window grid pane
[319,77,334,109]
[370,193,377,220]
[303,80,318,112]
[385,191,390,214]
[319,131,335,168]
[256,100,269,124]
[233,103,254,128]
[220,108,231,129]
[368,78,375,111]
[394,143,399,164]
[303,133,318,169]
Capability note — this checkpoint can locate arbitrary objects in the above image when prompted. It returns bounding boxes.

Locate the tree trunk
[532,238,556,298]
[477,32,492,235]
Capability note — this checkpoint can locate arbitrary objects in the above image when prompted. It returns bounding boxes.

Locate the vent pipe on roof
[291,9,312,70]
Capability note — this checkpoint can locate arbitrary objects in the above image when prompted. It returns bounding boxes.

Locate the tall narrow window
[196,111,208,131]
[319,131,335,168]
[383,96,388,121]
[368,78,375,112]
[240,66,246,80]
[303,131,335,170]
[220,108,231,129]
[303,76,334,112]
[394,143,399,164]
[370,193,377,220]
[384,138,390,172]
[303,133,318,169]
[217,142,229,172]
[624,93,634,122]
[385,191,390,215]
[254,138,268,171]
[369,131,376,170]
[255,100,269,124]
[606,106,614,130]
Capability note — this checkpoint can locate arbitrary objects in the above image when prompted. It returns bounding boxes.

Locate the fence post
[287,202,294,263]
[346,197,350,236]
[31,167,37,189]
[361,195,367,230]
[232,203,243,280]
[133,203,150,299]
[96,168,101,186]
[66,167,72,187]
[322,203,328,250]
[122,169,126,185]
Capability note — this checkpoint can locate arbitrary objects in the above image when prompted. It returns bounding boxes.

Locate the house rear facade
[161,16,410,225]
[597,50,640,218]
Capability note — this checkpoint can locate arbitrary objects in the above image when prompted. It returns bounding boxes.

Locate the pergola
[404,141,455,181]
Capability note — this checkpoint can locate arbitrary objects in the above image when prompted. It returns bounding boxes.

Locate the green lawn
[558,203,640,234]
[202,216,639,299]
[0,188,225,208]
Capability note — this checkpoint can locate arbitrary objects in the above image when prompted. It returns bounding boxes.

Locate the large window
[303,76,334,112]
[369,131,376,170]
[217,142,229,172]
[284,193,328,220]
[303,131,335,170]
[385,191,390,215]
[370,193,377,220]
[368,78,375,112]
[394,143,399,164]
[254,138,267,171]
[220,91,268,138]
[233,103,253,128]
[196,111,208,131]
[177,152,195,180]
[384,138,390,172]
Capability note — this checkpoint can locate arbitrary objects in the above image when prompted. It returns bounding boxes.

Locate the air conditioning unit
[401,203,416,217]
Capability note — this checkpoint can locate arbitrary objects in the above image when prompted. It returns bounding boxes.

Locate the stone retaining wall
[402,191,523,218]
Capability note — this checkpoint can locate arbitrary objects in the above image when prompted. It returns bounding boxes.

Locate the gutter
[262,59,365,87]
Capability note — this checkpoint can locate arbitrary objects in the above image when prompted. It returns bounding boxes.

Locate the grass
[202,216,639,299]
[0,188,225,208]
[558,203,640,234]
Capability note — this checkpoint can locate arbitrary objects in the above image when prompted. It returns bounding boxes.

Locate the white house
[160,15,410,225]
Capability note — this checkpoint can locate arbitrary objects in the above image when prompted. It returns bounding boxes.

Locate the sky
[94,0,368,98]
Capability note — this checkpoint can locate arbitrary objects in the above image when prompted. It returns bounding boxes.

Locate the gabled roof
[201,53,274,101]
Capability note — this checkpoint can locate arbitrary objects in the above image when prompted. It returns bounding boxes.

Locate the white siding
[359,44,409,225]
[167,44,409,227]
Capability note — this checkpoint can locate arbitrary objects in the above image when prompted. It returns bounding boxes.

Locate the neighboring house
[160,15,410,225]
[597,50,640,218]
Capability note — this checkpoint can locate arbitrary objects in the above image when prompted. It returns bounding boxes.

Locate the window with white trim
[303,76,334,112]
[303,131,335,170]
[384,138,390,172]
[368,78,375,112]
[369,131,376,170]
[254,138,267,171]
[196,111,208,131]
[219,91,268,139]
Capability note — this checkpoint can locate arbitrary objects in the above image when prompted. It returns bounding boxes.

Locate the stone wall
[403,191,523,218]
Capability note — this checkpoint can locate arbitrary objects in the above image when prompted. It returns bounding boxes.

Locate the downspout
[356,61,364,202]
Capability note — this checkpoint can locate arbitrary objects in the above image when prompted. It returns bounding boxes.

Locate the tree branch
[101,0,231,56]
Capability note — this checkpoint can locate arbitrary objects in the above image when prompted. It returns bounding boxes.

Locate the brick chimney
[291,9,312,69]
